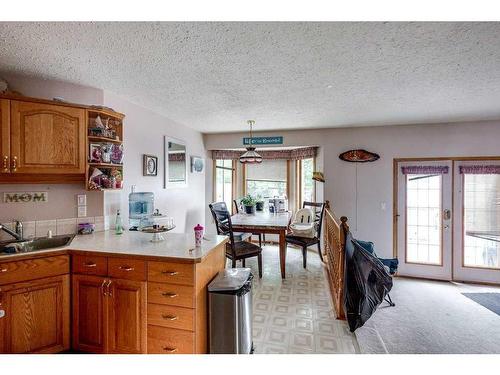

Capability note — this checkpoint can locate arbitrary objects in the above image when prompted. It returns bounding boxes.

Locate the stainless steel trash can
[208,268,254,354]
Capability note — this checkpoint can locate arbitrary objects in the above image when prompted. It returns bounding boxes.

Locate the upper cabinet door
[10,100,86,174]
[0,99,9,174]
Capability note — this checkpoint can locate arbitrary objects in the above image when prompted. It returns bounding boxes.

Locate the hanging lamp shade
[239,120,263,164]
[312,171,325,182]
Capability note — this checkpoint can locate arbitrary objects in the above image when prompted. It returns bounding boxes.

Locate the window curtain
[459,165,500,174]
[212,146,317,161]
[401,165,449,175]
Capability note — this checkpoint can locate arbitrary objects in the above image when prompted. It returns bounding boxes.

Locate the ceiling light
[239,120,263,164]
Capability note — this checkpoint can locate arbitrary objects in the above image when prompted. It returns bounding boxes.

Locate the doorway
[395,158,500,284]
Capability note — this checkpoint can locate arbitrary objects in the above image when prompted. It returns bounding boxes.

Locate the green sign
[243,136,283,145]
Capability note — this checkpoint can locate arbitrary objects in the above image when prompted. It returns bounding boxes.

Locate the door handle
[2,156,8,172]
[11,156,17,172]
[443,209,452,220]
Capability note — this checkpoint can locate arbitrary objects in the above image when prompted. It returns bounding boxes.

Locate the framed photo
[89,143,102,163]
[191,156,204,173]
[143,154,158,176]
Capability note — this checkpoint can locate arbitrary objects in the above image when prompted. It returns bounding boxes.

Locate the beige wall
[204,121,500,257]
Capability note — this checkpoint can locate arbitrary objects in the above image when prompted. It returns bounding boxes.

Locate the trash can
[208,268,254,354]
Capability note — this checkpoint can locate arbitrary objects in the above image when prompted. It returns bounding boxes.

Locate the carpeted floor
[355,278,500,354]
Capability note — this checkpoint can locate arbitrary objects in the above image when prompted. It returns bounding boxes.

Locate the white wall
[204,121,500,257]
[103,91,206,233]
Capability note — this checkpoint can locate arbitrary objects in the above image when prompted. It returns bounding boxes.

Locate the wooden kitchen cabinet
[72,274,107,353]
[0,274,70,353]
[0,99,9,174]
[72,274,147,354]
[107,278,147,354]
[9,100,86,174]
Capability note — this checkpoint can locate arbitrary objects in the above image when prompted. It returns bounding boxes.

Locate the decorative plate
[339,149,380,163]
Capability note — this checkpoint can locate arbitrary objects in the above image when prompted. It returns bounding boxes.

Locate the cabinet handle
[162,347,178,353]
[161,292,178,298]
[162,314,178,321]
[0,268,7,273]
[101,279,108,296]
[84,262,97,268]
[161,270,179,276]
[2,156,8,172]
[119,266,134,271]
[107,280,113,297]
[11,156,17,172]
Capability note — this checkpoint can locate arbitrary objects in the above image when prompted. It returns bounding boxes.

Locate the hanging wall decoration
[339,149,380,163]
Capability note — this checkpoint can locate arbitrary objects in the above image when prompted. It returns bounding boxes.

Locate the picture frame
[89,143,102,163]
[191,156,204,173]
[143,154,158,176]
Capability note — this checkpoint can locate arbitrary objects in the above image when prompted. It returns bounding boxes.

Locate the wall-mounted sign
[243,136,283,146]
[3,192,48,203]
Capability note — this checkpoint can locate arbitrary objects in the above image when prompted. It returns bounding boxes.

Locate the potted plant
[241,195,256,214]
[255,196,265,211]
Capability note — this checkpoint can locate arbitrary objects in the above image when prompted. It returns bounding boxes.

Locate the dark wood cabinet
[0,274,70,353]
[0,99,9,174]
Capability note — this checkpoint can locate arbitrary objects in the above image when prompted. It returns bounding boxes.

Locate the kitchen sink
[0,234,75,254]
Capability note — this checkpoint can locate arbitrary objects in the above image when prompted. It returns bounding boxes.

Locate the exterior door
[10,100,86,174]
[396,160,453,280]
[72,274,107,353]
[0,275,69,353]
[0,99,9,174]
[107,278,147,354]
[453,160,500,284]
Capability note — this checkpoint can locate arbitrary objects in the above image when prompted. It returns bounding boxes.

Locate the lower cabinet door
[0,274,70,353]
[72,274,107,353]
[107,278,147,353]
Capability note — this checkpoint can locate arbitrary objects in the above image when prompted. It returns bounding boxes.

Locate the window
[245,160,287,199]
[463,174,500,269]
[214,159,234,211]
[300,158,315,203]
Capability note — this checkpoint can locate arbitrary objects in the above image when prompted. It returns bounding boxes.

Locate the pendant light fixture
[239,120,263,164]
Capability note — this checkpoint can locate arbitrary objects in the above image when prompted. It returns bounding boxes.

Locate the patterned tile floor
[226,244,359,354]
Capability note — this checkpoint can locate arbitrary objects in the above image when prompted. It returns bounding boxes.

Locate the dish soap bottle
[115,209,124,235]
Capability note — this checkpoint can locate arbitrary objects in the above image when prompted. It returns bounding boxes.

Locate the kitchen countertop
[0,231,228,263]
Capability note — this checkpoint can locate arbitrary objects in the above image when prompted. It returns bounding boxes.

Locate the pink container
[194,224,204,247]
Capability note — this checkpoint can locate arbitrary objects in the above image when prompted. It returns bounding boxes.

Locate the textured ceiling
[1,22,500,133]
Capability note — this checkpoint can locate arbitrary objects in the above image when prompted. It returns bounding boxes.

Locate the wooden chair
[210,201,252,243]
[285,201,326,268]
[209,202,263,278]
[233,198,265,247]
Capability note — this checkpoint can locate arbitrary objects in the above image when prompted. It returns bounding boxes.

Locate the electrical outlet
[77,194,87,206]
[78,205,87,218]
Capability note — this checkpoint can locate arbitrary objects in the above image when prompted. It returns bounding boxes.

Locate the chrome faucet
[0,221,24,241]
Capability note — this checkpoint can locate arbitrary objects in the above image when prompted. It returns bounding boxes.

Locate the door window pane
[463,174,500,269]
[406,174,442,264]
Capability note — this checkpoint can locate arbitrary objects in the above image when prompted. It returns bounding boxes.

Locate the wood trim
[242,163,247,196]
[0,99,10,174]
[286,160,291,200]
[0,173,85,184]
[232,160,237,214]
[296,159,302,209]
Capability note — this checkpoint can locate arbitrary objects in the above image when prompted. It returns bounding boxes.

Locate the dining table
[231,211,292,279]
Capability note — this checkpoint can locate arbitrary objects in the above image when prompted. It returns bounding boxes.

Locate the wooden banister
[323,206,348,320]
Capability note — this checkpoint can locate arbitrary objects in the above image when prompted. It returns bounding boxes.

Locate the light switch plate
[77,194,87,206]
[77,205,87,218]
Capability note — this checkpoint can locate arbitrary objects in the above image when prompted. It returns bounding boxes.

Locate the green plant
[256,195,264,203]
[241,194,256,206]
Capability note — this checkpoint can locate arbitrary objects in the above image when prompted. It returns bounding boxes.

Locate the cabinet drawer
[0,255,69,285]
[148,282,195,308]
[108,257,146,281]
[148,261,194,285]
[72,255,108,276]
[147,304,194,331]
[147,325,195,354]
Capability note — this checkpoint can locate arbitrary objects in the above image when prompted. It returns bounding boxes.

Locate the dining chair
[285,201,326,268]
[209,202,263,278]
[209,202,252,243]
[233,198,264,247]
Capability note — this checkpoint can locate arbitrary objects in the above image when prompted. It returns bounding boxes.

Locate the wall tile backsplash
[0,216,106,241]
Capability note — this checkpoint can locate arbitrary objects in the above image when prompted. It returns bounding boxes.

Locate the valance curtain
[401,165,449,175]
[212,146,318,161]
[459,165,500,174]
